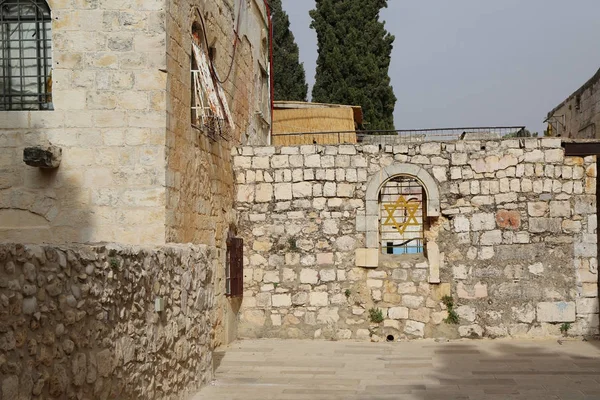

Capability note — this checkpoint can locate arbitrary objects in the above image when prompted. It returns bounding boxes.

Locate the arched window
[0,0,52,110]
[379,175,426,255]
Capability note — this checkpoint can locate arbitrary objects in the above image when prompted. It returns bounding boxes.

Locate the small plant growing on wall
[560,322,571,336]
[109,258,119,269]
[368,308,384,324]
[344,289,351,298]
[441,295,459,325]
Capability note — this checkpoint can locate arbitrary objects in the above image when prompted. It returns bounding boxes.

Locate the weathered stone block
[272,294,292,307]
[575,195,595,214]
[300,269,318,284]
[457,282,488,299]
[398,282,416,294]
[471,213,496,231]
[256,293,272,308]
[496,210,521,230]
[454,215,470,232]
[274,183,292,200]
[292,292,308,305]
[23,145,62,168]
[255,183,273,203]
[456,305,476,322]
[576,298,599,314]
[575,242,597,257]
[459,324,483,338]
[528,262,544,275]
[401,295,423,309]
[549,200,571,217]
[537,301,575,322]
[529,218,561,233]
[480,230,502,245]
[292,182,312,198]
[404,320,425,337]
[420,142,441,155]
[309,292,328,307]
[319,268,336,281]
[409,307,430,323]
[388,306,409,320]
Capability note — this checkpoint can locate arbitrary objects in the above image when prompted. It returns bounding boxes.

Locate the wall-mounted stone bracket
[23,145,62,168]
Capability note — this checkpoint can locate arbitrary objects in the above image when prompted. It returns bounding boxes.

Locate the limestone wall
[234,139,599,340]
[0,0,271,249]
[0,243,216,399]
[165,0,270,346]
[165,0,270,245]
[0,0,169,244]
[548,68,600,139]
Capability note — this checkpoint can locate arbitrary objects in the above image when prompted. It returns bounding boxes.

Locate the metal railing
[271,126,527,145]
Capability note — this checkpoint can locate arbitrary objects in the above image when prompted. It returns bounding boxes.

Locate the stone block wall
[548,67,600,139]
[234,139,599,340]
[165,0,270,245]
[165,0,270,345]
[0,0,271,249]
[0,243,216,399]
[0,0,169,244]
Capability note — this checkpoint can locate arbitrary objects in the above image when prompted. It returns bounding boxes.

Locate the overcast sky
[281,0,600,134]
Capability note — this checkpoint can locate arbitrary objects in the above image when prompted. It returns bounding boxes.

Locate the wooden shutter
[228,237,244,297]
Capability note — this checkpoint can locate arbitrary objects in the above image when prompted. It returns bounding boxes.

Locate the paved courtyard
[192,338,600,400]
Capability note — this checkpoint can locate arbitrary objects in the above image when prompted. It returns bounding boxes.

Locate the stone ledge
[23,145,62,168]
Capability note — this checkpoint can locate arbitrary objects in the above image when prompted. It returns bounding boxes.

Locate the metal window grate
[379,176,425,255]
[0,0,52,111]
[226,237,243,297]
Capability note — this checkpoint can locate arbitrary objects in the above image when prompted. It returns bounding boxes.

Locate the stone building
[234,139,599,341]
[0,0,270,398]
[547,67,600,139]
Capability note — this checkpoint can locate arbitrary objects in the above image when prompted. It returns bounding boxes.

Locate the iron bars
[0,0,52,111]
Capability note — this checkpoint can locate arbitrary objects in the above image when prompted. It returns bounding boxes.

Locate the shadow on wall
[0,131,93,244]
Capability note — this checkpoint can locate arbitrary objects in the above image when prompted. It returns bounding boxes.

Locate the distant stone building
[0,0,271,398]
[547,67,600,139]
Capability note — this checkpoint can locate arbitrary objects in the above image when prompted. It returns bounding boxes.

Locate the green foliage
[344,289,351,298]
[109,258,119,269]
[441,295,459,325]
[310,0,396,130]
[560,322,571,335]
[271,0,308,101]
[368,307,384,323]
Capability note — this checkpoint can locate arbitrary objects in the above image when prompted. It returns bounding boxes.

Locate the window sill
[378,253,427,268]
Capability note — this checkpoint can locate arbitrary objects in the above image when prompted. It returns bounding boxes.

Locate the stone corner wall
[548,68,600,139]
[164,0,270,347]
[0,242,215,399]
[0,0,168,245]
[233,139,599,341]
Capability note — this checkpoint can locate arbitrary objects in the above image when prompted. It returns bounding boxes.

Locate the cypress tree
[271,0,308,101]
[310,0,396,130]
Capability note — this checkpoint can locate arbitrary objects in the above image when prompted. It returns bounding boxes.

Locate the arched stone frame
[356,164,441,282]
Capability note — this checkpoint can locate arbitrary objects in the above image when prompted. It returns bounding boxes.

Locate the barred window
[0,0,52,111]
[379,176,426,255]
[190,21,233,140]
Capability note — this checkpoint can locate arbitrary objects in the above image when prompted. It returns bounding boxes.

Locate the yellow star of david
[383,195,420,235]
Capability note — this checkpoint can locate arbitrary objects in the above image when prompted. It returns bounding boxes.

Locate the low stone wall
[0,243,216,399]
[234,139,599,340]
